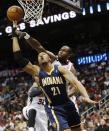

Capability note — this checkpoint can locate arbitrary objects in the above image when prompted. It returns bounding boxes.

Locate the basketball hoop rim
[17,0,44,23]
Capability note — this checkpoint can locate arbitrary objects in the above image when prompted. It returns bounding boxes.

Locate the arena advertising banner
[5,11,76,34]
[35,11,76,26]
[77,53,108,65]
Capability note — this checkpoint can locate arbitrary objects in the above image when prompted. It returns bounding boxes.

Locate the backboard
[47,0,82,13]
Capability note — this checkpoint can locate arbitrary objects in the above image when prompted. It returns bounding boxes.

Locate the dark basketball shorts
[45,101,81,131]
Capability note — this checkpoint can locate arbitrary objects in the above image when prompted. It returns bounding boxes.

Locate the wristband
[12,27,17,37]
[24,33,30,39]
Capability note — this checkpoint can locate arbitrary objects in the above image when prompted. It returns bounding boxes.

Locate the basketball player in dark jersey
[16,30,81,126]
[16,31,78,100]
[12,33,97,131]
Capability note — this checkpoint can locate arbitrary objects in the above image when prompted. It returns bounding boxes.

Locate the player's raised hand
[15,30,26,39]
[12,21,18,37]
[15,30,30,40]
[82,97,98,104]
[13,21,17,28]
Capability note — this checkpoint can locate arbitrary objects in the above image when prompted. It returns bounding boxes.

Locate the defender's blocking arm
[16,31,56,61]
[58,65,97,104]
[70,64,77,77]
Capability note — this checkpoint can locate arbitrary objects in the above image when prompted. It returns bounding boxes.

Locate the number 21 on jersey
[51,87,61,96]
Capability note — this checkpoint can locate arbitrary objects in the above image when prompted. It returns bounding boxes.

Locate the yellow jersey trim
[46,64,54,75]
[38,86,52,104]
[51,109,60,131]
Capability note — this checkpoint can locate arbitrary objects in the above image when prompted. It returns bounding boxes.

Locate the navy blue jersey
[39,65,70,106]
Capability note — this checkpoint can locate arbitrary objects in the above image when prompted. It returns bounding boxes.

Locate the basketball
[7,5,24,22]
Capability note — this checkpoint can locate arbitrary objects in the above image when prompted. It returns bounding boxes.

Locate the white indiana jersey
[22,83,48,131]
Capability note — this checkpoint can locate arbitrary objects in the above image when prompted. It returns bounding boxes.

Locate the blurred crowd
[75,39,109,57]
[81,103,109,131]
[0,71,32,130]
[77,61,109,112]
[0,59,109,130]
[0,40,109,130]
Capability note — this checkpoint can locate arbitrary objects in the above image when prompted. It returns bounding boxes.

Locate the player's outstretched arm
[70,64,77,77]
[58,66,97,104]
[12,35,39,77]
[16,30,56,61]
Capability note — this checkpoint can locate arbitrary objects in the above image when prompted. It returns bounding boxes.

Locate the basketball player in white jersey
[23,82,48,131]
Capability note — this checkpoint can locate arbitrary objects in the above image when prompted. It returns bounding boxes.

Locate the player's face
[58,46,70,59]
[38,52,51,65]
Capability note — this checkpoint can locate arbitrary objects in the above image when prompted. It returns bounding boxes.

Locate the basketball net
[17,0,44,23]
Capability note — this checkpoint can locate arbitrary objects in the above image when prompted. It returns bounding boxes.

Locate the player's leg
[45,105,71,131]
[67,101,82,131]
[69,112,82,131]
[27,109,37,131]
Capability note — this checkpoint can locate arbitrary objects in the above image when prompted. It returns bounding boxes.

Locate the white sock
[28,127,34,131]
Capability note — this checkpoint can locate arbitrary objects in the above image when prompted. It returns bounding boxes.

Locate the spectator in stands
[94,119,109,131]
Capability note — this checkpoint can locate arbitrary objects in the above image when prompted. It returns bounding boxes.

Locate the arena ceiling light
[97,4,101,12]
[90,6,94,14]
[106,2,109,10]
[0,32,2,35]
[82,8,86,15]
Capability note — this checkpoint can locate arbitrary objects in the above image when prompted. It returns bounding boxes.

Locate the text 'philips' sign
[77,53,108,65]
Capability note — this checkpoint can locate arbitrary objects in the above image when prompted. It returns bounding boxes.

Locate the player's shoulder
[33,64,39,69]
[58,65,68,73]
[67,60,74,65]
[33,64,40,74]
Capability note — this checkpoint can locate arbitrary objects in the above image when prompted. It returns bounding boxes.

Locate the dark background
[0,0,109,68]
